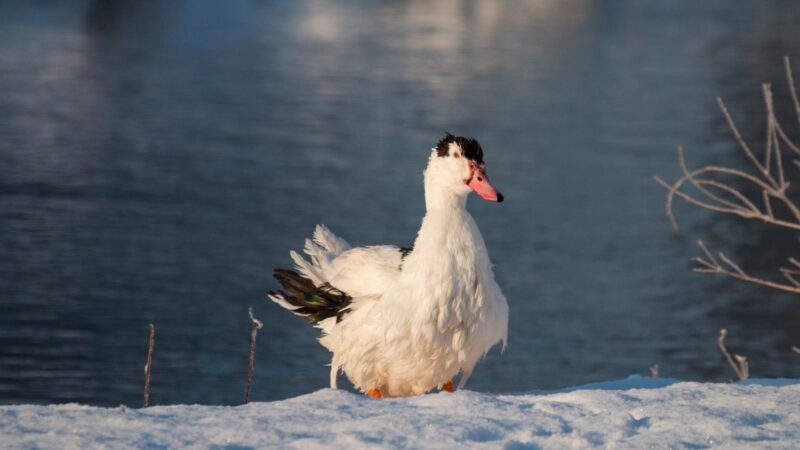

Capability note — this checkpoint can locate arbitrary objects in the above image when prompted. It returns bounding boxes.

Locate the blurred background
[2,0,800,406]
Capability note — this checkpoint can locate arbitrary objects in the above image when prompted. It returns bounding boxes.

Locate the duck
[267,133,509,398]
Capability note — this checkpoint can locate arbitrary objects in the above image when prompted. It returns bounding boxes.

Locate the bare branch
[691,242,800,294]
[776,122,800,156]
[762,190,774,218]
[657,58,800,295]
[786,56,800,128]
[779,268,800,288]
[763,83,787,190]
[697,240,718,266]
[678,148,749,212]
[718,252,746,277]
[717,97,768,177]
[656,163,800,230]
[143,324,155,408]
[696,180,760,212]
[763,84,774,173]
[693,262,716,272]
[653,176,680,232]
[718,329,748,381]
[734,354,749,380]
[244,307,263,404]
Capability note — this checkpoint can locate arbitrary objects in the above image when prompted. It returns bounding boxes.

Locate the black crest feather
[435,133,484,163]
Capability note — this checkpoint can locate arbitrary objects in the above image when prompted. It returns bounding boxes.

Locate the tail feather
[268,225,353,324]
[290,250,323,286]
[313,224,350,255]
[303,239,336,279]
[286,225,348,286]
[267,269,352,324]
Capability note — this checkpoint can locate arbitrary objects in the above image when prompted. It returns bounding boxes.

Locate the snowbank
[1,376,798,449]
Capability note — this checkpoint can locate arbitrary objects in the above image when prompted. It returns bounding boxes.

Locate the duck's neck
[424,178,468,212]
[407,177,487,282]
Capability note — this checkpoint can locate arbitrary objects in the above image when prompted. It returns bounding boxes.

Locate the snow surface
[1,376,798,449]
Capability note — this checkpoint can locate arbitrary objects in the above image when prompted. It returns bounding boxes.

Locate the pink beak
[467,162,504,202]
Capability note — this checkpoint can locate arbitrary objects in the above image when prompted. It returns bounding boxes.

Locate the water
[2,0,800,406]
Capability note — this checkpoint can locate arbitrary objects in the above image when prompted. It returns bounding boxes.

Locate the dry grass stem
[718,329,749,381]
[655,58,800,294]
[244,307,263,404]
[143,323,155,408]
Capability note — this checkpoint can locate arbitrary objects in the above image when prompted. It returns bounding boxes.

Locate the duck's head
[425,133,504,203]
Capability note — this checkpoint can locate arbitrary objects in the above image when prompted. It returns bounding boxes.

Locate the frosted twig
[654,161,800,230]
[717,97,767,177]
[717,252,745,277]
[677,147,747,212]
[779,268,800,288]
[762,190,774,219]
[718,329,749,381]
[143,324,155,408]
[787,56,800,128]
[656,58,800,294]
[777,123,800,156]
[764,85,774,173]
[244,307,263,404]
[691,241,800,294]
[734,355,749,380]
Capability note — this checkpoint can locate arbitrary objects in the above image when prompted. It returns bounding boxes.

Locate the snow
[1,376,798,449]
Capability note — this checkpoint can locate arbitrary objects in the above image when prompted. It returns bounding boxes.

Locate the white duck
[268,133,509,398]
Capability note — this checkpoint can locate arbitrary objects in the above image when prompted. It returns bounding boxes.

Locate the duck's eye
[477,176,483,181]
[453,151,460,158]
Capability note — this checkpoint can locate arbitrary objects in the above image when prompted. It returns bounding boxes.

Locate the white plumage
[269,135,509,398]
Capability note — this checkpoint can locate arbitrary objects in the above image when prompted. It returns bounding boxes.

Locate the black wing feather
[268,269,352,324]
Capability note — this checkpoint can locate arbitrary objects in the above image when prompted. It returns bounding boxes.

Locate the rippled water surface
[2,1,800,406]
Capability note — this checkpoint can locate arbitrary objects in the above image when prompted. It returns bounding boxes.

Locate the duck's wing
[328,245,407,299]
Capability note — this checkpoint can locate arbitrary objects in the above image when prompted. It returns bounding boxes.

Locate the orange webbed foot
[366,388,382,399]
[441,380,454,393]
